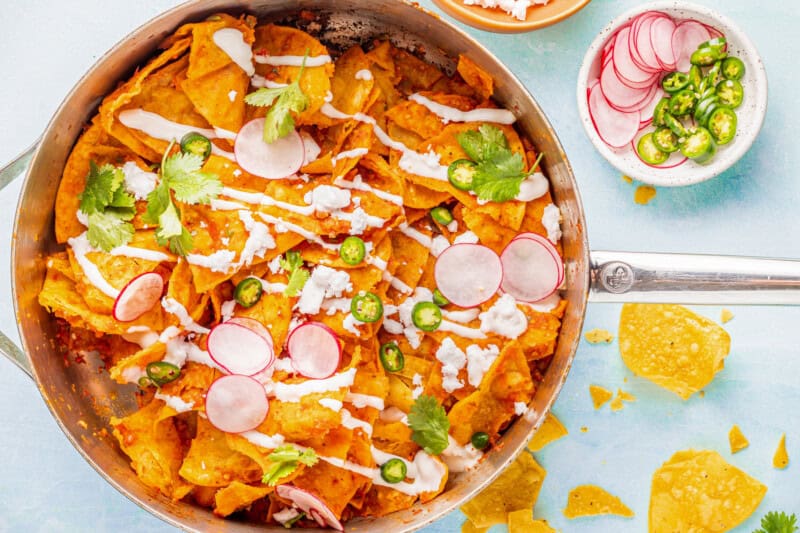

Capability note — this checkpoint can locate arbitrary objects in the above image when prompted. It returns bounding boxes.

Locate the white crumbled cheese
[348,207,370,235]
[238,210,276,266]
[466,344,500,387]
[295,266,353,315]
[155,392,195,413]
[453,231,479,245]
[395,287,434,349]
[411,373,425,399]
[479,294,528,339]
[398,149,448,181]
[273,508,301,526]
[431,235,451,257]
[304,184,351,212]
[319,398,343,412]
[186,249,237,273]
[268,255,284,274]
[272,357,295,373]
[233,168,242,177]
[383,317,404,335]
[121,161,157,200]
[462,0,549,21]
[514,401,528,415]
[342,314,363,336]
[220,300,236,322]
[435,338,467,393]
[354,69,373,81]
[412,373,424,387]
[441,436,483,473]
[228,89,237,102]
[542,203,562,244]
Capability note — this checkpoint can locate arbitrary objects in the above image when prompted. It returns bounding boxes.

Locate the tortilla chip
[460,451,546,528]
[634,185,657,205]
[508,510,556,533]
[584,328,614,344]
[392,47,444,92]
[721,308,734,323]
[527,412,568,452]
[728,425,749,454]
[460,520,488,533]
[457,55,493,100]
[563,485,634,519]
[619,304,731,400]
[589,384,613,410]
[649,450,766,532]
[179,418,262,487]
[773,434,789,469]
[213,481,272,517]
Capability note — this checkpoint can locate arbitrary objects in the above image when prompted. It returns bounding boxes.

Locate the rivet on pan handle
[0,141,38,379]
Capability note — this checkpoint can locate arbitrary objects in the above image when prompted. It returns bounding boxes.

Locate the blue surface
[0,0,798,531]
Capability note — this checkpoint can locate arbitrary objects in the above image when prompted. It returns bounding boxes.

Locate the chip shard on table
[634,185,656,205]
[460,520,489,533]
[728,424,749,454]
[618,304,731,400]
[589,384,613,409]
[720,308,734,323]
[563,484,634,519]
[584,328,614,344]
[773,433,789,469]
[527,412,568,452]
[507,509,556,533]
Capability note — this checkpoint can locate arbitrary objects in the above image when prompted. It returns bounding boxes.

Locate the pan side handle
[590,250,800,305]
[0,142,38,378]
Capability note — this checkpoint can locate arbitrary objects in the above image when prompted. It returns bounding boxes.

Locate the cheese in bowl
[38,12,565,529]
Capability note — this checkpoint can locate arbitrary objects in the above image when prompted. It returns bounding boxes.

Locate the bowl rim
[575,0,768,187]
[432,0,592,33]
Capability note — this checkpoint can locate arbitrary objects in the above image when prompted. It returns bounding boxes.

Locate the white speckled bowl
[576,1,768,187]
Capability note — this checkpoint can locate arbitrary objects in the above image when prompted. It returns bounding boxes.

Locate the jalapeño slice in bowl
[180,131,213,161]
[680,127,715,161]
[339,236,366,265]
[146,361,181,386]
[652,98,671,128]
[707,107,738,145]
[379,342,405,372]
[430,206,454,226]
[716,79,744,108]
[652,128,680,153]
[661,72,690,94]
[412,301,442,332]
[690,45,724,67]
[380,458,407,483]
[351,291,383,323]
[637,133,669,165]
[234,277,264,308]
[448,159,477,191]
[721,57,745,81]
[668,89,697,116]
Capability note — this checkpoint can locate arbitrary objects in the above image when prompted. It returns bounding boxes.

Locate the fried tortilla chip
[527,412,568,452]
[214,481,273,517]
[619,304,731,400]
[584,328,614,344]
[179,418,262,487]
[563,485,634,519]
[589,384,613,410]
[457,55,493,100]
[460,520,489,533]
[773,434,789,469]
[729,425,750,454]
[508,510,556,533]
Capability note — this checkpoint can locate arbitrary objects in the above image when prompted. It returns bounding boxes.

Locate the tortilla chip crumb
[589,384,613,410]
[634,185,657,205]
[621,175,633,184]
[507,509,556,533]
[563,484,634,519]
[720,308,734,323]
[528,413,568,452]
[460,520,488,533]
[728,425,749,454]
[773,434,789,469]
[580,426,589,433]
[610,395,624,411]
[584,328,614,344]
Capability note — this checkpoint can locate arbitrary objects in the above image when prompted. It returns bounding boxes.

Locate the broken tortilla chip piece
[649,449,767,532]
[589,384,613,410]
[728,425,749,454]
[584,328,614,344]
[563,484,634,519]
[460,452,546,528]
[460,520,489,533]
[773,434,789,469]
[507,509,555,533]
[634,185,657,205]
[720,308,734,323]
[527,413,568,452]
[618,304,731,400]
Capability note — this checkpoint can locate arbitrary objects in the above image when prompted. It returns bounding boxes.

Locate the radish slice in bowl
[671,20,711,72]
[434,244,503,308]
[207,322,275,376]
[112,272,164,322]
[286,322,342,379]
[234,118,305,179]
[613,26,659,88]
[205,375,269,434]
[275,485,343,531]
[500,237,562,303]
[226,316,274,349]
[649,16,677,69]
[588,83,640,148]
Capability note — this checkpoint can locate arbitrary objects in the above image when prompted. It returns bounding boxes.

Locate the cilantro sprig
[78,162,136,251]
[143,141,222,255]
[408,395,450,455]
[244,52,310,143]
[262,445,318,486]
[456,124,544,203]
[754,511,799,533]
[280,250,310,297]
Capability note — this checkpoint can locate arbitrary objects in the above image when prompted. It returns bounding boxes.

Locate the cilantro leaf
[244,53,310,143]
[78,162,125,215]
[77,161,135,250]
[167,227,194,257]
[262,445,318,486]
[155,201,184,243]
[754,511,799,533]
[408,395,450,455]
[280,250,310,297]
[86,211,135,252]
[109,186,136,209]
[472,174,526,203]
[457,124,509,162]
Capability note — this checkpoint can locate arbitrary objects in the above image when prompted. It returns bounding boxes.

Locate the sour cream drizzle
[334,174,404,206]
[254,54,332,67]
[268,368,357,403]
[345,392,385,411]
[409,93,516,125]
[161,297,210,334]
[212,28,255,76]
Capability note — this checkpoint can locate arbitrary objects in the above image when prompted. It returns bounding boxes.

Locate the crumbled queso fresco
[462,0,550,21]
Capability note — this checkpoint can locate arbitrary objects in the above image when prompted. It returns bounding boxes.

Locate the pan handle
[590,250,800,305]
[0,142,38,378]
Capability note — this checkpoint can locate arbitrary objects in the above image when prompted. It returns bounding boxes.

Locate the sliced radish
[299,130,321,166]
[638,85,665,127]
[226,316,274,349]
[671,21,711,72]
[234,118,305,179]
[275,485,343,531]
[434,244,503,308]
[599,58,654,111]
[286,322,342,379]
[588,83,640,148]
[634,14,666,72]
[205,375,269,433]
[649,16,677,70]
[629,14,663,73]
[612,27,659,88]
[500,238,561,303]
[704,23,725,42]
[112,272,164,322]
[511,233,564,286]
[207,322,275,376]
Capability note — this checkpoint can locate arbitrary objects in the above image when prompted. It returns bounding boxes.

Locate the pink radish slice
[226,316,274,349]
[671,21,711,72]
[588,83,640,148]
[205,375,269,433]
[608,80,659,113]
[637,85,665,127]
[511,233,564,286]
[500,238,562,303]
[612,27,660,88]
[599,58,654,111]
[434,244,503,308]
[286,322,342,379]
[207,322,275,376]
[704,23,725,42]
[234,118,305,179]
[299,130,321,166]
[113,272,164,322]
[649,16,678,69]
[275,485,343,531]
[634,14,667,72]
[629,14,664,73]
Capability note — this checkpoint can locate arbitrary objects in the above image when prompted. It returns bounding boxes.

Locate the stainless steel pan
[2,1,799,531]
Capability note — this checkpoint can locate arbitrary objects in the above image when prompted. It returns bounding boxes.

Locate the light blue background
[0,0,797,531]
